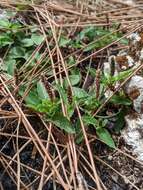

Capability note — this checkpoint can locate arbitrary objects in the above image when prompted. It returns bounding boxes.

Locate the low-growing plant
[0,14,132,148]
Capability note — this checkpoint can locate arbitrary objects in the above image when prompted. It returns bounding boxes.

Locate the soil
[96,140,143,190]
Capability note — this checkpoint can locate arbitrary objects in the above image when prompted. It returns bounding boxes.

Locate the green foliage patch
[0,15,132,148]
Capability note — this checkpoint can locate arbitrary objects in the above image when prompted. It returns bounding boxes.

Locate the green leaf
[6,59,16,76]
[78,26,96,40]
[19,88,41,107]
[84,96,100,111]
[67,56,75,65]
[96,128,115,148]
[48,114,75,134]
[120,38,128,45]
[114,109,126,133]
[70,74,81,85]
[8,46,25,58]
[37,99,58,116]
[73,87,89,99]
[11,22,22,30]
[82,115,97,126]
[55,84,68,104]
[0,19,11,29]
[64,74,81,87]
[0,33,13,47]
[25,92,40,106]
[37,81,49,100]
[84,42,97,52]
[95,28,109,36]
[21,38,34,47]
[76,131,84,144]
[83,32,123,52]
[111,69,132,83]
[24,51,40,62]
[31,33,44,45]
[71,41,83,49]
[110,95,131,106]
[59,36,71,47]
[67,104,75,118]
[75,118,89,144]
[88,67,96,77]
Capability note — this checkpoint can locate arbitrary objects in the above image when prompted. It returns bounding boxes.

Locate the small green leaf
[67,56,75,65]
[88,67,96,77]
[78,26,96,40]
[84,96,100,111]
[37,81,49,100]
[82,115,97,126]
[110,95,131,106]
[55,84,68,104]
[0,33,13,47]
[26,93,41,106]
[6,59,16,76]
[67,104,75,118]
[96,128,115,148]
[73,87,89,99]
[0,19,11,29]
[24,51,40,62]
[21,38,34,47]
[64,74,81,87]
[114,109,126,132]
[120,38,128,45]
[76,132,84,144]
[59,36,71,47]
[19,88,41,107]
[31,33,45,45]
[84,43,97,52]
[8,46,25,58]
[11,22,22,29]
[110,69,132,83]
[70,74,81,85]
[48,114,75,134]
[37,100,58,116]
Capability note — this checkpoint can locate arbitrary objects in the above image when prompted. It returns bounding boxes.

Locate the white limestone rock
[122,113,143,161]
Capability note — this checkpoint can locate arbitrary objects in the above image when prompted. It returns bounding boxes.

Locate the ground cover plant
[0,0,143,190]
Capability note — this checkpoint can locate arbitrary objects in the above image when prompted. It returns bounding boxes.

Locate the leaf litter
[0,1,143,190]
